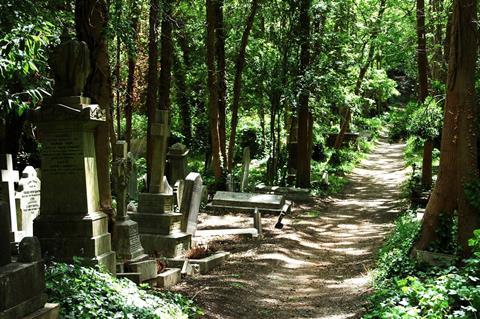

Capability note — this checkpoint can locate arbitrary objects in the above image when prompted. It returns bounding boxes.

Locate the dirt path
[174,138,407,319]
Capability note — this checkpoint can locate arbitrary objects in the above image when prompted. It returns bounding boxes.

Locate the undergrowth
[46,262,203,319]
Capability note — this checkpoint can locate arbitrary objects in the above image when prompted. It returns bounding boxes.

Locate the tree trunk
[206,0,223,181]
[227,0,260,172]
[115,35,121,139]
[431,0,446,86]
[214,0,227,164]
[296,0,312,188]
[417,0,433,189]
[173,49,192,144]
[158,0,173,111]
[414,0,479,256]
[75,0,115,224]
[146,0,159,187]
[124,0,140,150]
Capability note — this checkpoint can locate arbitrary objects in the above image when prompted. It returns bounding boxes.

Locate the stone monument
[15,166,41,238]
[32,40,116,273]
[0,202,60,319]
[129,111,191,257]
[112,141,157,284]
[240,147,250,192]
[179,172,203,236]
[166,143,189,185]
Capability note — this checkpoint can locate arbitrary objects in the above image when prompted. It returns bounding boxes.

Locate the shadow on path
[173,138,407,319]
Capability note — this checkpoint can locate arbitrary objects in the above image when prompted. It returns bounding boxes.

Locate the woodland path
[173,138,408,319]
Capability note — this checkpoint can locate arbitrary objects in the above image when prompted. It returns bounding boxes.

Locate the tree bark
[414,0,479,256]
[124,0,140,150]
[214,0,227,165]
[226,0,260,172]
[158,1,173,111]
[75,0,115,224]
[173,49,192,144]
[296,0,312,188]
[146,0,159,187]
[206,0,223,181]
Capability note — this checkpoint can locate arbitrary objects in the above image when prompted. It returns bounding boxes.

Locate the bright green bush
[407,97,443,140]
[46,262,203,319]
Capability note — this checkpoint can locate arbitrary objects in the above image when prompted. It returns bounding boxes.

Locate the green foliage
[464,179,480,211]
[46,262,201,319]
[366,218,480,319]
[120,114,148,140]
[407,97,443,140]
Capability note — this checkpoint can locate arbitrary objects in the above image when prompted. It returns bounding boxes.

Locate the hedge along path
[173,137,408,319]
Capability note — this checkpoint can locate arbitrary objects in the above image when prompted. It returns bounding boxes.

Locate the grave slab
[207,191,290,214]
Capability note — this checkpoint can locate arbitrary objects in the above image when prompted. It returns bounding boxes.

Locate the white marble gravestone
[0,154,20,242]
[16,166,41,238]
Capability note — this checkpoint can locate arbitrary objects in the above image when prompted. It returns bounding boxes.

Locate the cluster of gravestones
[0,40,206,319]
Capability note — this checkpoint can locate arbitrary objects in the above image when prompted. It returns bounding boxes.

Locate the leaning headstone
[0,201,60,319]
[240,147,250,192]
[32,40,115,273]
[179,173,203,236]
[0,154,20,242]
[167,143,189,186]
[16,166,41,238]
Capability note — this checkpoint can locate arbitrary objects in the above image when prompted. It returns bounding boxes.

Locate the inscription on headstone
[42,130,82,175]
[17,166,41,237]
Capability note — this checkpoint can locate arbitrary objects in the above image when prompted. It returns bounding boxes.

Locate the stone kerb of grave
[32,40,115,273]
[16,166,41,239]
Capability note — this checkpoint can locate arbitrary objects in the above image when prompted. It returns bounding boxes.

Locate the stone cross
[0,154,20,241]
[113,141,130,220]
[149,110,170,193]
[179,172,203,235]
[240,147,250,192]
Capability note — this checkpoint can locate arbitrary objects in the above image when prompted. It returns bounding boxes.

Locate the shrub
[46,262,202,319]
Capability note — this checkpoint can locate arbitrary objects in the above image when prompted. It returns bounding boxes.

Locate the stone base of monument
[113,219,146,261]
[414,250,456,268]
[166,251,230,275]
[23,303,59,319]
[139,233,191,258]
[0,238,59,319]
[129,212,182,234]
[116,257,158,284]
[34,213,116,273]
[155,268,181,288]
[255,184,310,202]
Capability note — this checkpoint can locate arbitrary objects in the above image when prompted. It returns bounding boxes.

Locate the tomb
[32,40,115,273]
[207,191,291,214]
[166,143,189,186]
[255,183,310,201]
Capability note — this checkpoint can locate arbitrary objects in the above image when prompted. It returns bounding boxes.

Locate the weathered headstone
[240,147,250,192]
[179,173,203,236]
[130,110,191,257]
[226,174,235,192]
[167,143,189,186]
[16,166,41,238]
[32,40,115,273]
[127,152,139,201]
[0,202,59,319]
[0,154,20,242]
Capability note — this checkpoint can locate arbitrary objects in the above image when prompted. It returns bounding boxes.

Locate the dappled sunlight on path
[174,138,407,319]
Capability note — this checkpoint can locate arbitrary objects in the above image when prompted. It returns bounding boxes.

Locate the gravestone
[16,166,41,238]
[179,172,203,236]
[0,202,60,319]
[32,40,115,273]
[0,154,20,242]
[207,191,291,215]
[167,143,189,186]
[240,147,250,192]
[130,110,191,258]
[226,174,235,192]
[112,141,157,283]
[127,152,139,201]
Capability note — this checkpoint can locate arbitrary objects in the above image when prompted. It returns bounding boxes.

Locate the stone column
[149,110,170,193]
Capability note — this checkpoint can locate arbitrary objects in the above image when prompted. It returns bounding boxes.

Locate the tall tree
[206,0,223,182]
[226,0,260,171]
[146,0,159,187]
[215,0,227,165]
[295,0,312,188]
[124,0,141,149]
[414,0,479,256]
[75,0,115,224]
[416,0,433,189]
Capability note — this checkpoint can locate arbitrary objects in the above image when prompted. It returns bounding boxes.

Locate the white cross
[1,154,19,237]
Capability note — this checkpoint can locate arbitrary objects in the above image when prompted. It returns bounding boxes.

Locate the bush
[46,262,203,319]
